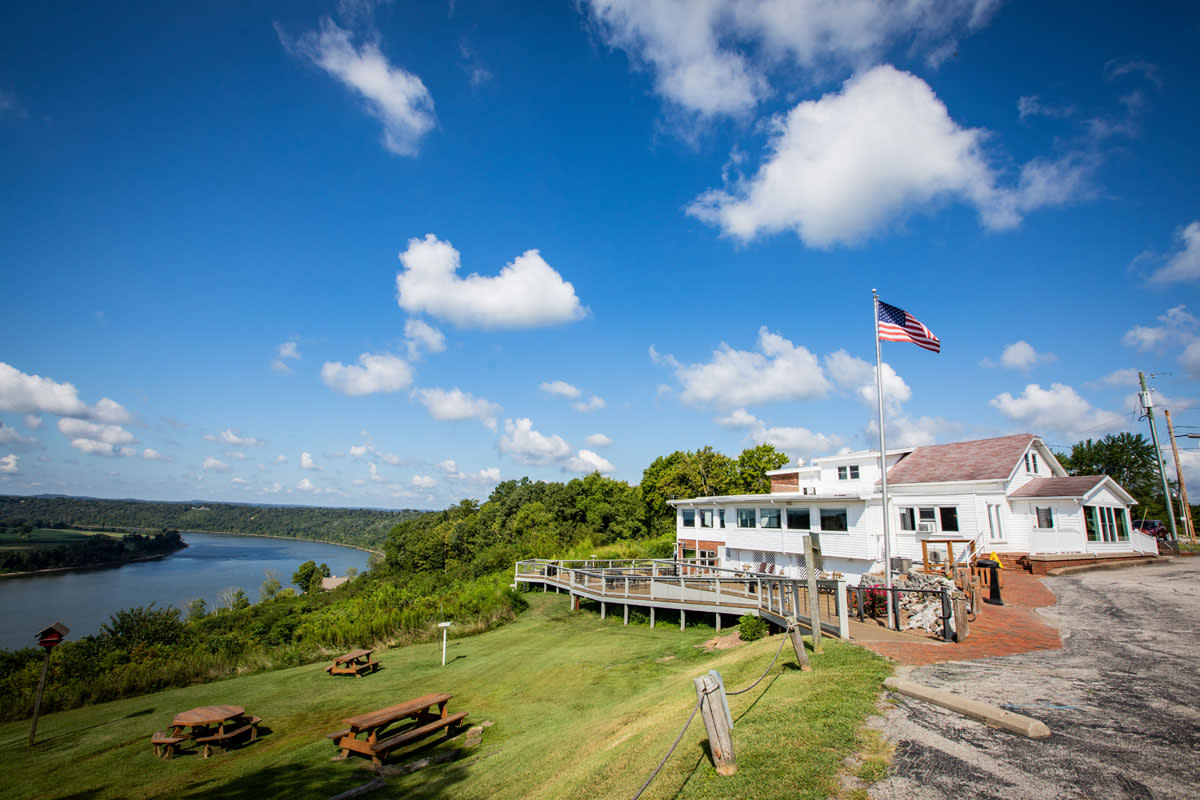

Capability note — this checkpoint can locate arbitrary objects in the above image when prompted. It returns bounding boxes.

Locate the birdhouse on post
[36,622,69,649]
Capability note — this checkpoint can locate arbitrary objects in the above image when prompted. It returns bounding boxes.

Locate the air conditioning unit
[917,521,936,533]
[890,557,913,573]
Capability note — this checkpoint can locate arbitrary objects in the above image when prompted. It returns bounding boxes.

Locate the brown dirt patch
[700,631,745,652]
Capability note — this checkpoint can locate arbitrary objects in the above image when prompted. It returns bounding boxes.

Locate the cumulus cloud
[990,383,1124,438]
[1144,222,1200,286]
[1099,368,1140,387]
[272,340,302,374]
[297,478,317,492]
[89,397,133,425]
[1122,306,1198,351]
[411,387,501,429]
[540,380,582,399]
[281,18,435,155]
[498,418,572,465]
[1017,95,1074,120]
[24,414,43,430]
[410,474,437,489]
[322,352,413,395]
[0,454,17,474]
[301,452,320,471]
[404,319,446,359]
[566,449,616,474]
[395,235,586,329]
[205,428,265,448]
[275,454,288,464]
[203,457,230,472]
[143,448,168,461]
[688,66,1089,247]
[980,340,1056,370]
[714,408,760,429]
[585,433,613,448]
[437,459,502,485]
[1180,342,1200,381]
[581,0,997,117]
[866,414,963,448]
[824,350,910,414]
[751,425,844,461]
[0,422,40,451]
[573,395,605,413]
[57,418,136,459]
[665,327,829,409]
[0,362,91,417]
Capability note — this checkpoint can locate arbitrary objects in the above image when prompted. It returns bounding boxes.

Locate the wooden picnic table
[325,648,380,676]
[154,705,260,758]
[327,693,468,766]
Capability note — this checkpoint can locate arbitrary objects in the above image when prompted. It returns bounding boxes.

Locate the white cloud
[58,418,135,446]
[395,235,586,329]
[565,449,616,474]
[349,444,370,458]
[499,418,572,465]
[143,448,168,461]
[0,423,40,450]
[404,319,446,359]
[272,340,302,374]
[411,387,501,429]
[24,414,43,430]
[0,454,17,474]
[437,459,502,485]
[714,408,760,429]
[410,474,437,489]
[581,0,998,117]
[572,395,605,413]
[585,433,613,448]
[1121,305,1198,351]
[322,352,413,395]
[283,18,435,156]
[89,397,132,425]
[689,66,1088,247]
[540,380,581,399]
[867,414,963,448]
[1122,388,1194,416]
[205,428,265,448]
[667,327,829,409]
[1180,342,1200,380]
[1017,95,1074,120]
[1169,446,1200,491]
[297,478,317,492]
[301,452,320,471]
[225,450,248,460]
[231,477,250,486]
[1145,222,1200,286]
[69,439,122,457]
[0,362,90,417]
[980,340,1056,370]
[990,383,1125,438]
[751,425,843,461]
[1100,368,1140,387]
[203,457,230,472]
[275,454,288,464]
[824,349,910,413]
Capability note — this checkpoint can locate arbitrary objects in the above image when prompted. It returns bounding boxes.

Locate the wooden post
[680,610,686,631]
[624,604,629,625]
[693,672,737,776]
[28,648,51,746]
[952,594,970,640]
[1165,409,1196,543]
[650,608,656,629]
[715,613,721,633]
[789,625,812,671]
[601,602,606,620]
[804,536,823,654]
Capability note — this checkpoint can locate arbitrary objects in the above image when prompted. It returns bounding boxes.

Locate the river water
[0,531,373,651]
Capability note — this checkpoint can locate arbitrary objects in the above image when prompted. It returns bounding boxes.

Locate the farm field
[0,592,891,800]
[0,528,118,551]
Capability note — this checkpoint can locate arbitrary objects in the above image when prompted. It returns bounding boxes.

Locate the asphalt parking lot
[869,558,1200,800]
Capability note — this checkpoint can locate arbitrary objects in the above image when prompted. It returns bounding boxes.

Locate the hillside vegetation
[0,593,891,800]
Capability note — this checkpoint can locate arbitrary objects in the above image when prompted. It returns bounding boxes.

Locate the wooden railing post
[693,671,737,776]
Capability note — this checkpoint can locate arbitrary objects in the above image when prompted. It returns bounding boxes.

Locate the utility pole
[1164,409,1196,543]
[1139,372,1179,544]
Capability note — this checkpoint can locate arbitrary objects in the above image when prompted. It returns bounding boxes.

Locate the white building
[669,433,1157,582]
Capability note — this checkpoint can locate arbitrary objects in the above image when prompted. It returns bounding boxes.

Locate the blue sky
[3,1,1200,509]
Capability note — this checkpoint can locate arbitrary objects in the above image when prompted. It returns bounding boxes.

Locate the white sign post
[438,621,453,666]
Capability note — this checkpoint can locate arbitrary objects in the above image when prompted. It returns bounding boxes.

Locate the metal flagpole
[873,290,895,629]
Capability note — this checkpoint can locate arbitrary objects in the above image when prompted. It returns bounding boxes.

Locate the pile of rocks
[859,570,957,637]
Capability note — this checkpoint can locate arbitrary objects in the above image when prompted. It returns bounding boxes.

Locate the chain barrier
[629,625,796,799]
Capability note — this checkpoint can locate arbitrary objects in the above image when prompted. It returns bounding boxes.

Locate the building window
[1084,507,1098,541]
[899,508,915,531]
[737,508,756,528]
[987,504,1004,541]
[700,509,713,528]
[718,509,725,528]
[1085,506,1129,543]
[786,508,811,530]
[837,465,861,480]
[1024,452,1039,474]
[681,509,695,527]
[1115,509,1128,541]
[1035,507,1054,529]
[761,508,781,529]
[820,508,848,532]
[940,507,959,532]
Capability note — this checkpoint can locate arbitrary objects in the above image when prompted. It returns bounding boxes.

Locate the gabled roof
[1008,476,1106,498]
[882,433,1035,485]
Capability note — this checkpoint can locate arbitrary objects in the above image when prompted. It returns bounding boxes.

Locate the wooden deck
[514,559,850,639]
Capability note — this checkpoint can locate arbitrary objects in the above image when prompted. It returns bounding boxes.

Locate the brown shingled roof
[1008,476,1106,498]
[882,433,1034,485]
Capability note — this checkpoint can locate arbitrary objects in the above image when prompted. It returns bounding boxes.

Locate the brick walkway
[856,569,1062,665]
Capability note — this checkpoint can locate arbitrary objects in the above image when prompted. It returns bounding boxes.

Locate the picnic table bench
[328,693,468,766]
[325,648,380,677]
[151,705,261,759]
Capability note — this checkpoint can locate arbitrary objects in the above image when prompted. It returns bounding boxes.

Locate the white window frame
[736,508,756,529]
[1034,506,1054,529]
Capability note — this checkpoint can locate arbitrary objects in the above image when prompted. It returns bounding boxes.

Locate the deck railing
[514,558,849,639]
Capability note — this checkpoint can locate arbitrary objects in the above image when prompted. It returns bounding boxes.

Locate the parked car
[1132,518,1169,540]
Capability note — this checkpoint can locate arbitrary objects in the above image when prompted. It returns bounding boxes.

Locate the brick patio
[855,569,1062,665]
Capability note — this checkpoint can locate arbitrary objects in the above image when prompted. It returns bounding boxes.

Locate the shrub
[738,614,768,641]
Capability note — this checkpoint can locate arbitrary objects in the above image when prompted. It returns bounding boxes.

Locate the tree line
[0,530,186,573]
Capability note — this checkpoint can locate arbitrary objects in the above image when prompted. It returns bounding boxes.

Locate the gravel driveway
[870,558,1200,800]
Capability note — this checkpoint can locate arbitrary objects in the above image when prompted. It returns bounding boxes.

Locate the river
[0,531,373,651]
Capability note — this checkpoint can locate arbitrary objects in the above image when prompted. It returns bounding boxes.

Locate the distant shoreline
[177,529,383,557]
[0,548,183,580]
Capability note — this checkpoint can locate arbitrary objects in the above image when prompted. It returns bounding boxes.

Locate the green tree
[184,597,207,622]
[231,588,251,611]
[640,447,737,536]
[307,563,331,593]
[292,560,318,591]
[102,604,187,649]
[1059,432,1167,519]
[260,569,282,602]
[735,444,789,494]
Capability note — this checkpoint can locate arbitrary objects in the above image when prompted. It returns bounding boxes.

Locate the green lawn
[0,593,891,800]
[0,528,118,551]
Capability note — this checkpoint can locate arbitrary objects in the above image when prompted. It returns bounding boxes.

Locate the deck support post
[624,604,629,625]
[680,610,686,631]
[601,601,606,620]
[650,608,656,629]
[715,613,721,632]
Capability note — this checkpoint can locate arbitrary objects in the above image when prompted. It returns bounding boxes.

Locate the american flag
[877,300,940,353]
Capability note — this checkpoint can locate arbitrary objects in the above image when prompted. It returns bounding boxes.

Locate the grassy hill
[0,594,891,800]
